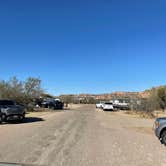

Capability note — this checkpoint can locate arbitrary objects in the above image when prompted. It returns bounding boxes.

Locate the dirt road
[0,105,166,166]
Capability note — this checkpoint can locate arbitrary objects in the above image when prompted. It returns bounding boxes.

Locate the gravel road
[0,105,166,166]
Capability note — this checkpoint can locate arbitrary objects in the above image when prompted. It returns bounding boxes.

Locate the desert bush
[133,86,166,112]
[0,76,44,107]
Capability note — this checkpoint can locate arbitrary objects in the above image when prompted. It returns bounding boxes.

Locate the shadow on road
[51,109,67,112]
[6,117,45,124]
[23,117,45,123]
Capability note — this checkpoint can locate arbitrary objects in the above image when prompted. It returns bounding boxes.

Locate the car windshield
[0,100,15,105]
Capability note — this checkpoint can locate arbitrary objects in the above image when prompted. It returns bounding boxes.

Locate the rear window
[105,103,112,105]
[0,100,15,105]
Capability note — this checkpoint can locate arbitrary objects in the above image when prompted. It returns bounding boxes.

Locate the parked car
[102,102,114,111]
[0,99,25,122]
[96,102,104,108]
[42,98,64,110]
[154,117,166,145]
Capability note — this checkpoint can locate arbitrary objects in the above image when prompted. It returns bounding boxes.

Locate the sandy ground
[67,104,86,109]
[0,105,166,166]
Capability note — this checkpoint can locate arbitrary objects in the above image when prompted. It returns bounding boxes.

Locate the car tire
[161,130,166,145]
[17,116,23,123]
[2,114,6,122]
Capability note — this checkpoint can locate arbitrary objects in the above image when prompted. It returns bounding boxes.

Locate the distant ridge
[59,86,166,100]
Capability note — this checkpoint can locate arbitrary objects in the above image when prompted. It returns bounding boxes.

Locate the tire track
[35,111,87,165]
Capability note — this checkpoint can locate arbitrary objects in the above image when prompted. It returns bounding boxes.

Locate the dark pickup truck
[42,98,64,110]
[0,99,25,123]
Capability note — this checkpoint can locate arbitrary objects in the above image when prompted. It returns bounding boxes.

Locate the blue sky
[0,0,166,95]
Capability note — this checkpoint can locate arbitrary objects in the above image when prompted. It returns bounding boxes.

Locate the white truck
[112,100,130,110]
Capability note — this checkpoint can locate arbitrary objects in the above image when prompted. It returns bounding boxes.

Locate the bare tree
[24,77,43,98]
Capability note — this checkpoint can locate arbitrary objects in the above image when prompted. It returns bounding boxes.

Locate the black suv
[0,100,25,123]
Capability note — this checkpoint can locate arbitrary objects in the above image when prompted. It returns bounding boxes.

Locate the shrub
[0,76,44,107]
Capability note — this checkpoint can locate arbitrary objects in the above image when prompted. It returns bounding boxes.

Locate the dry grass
[153,110,166,118]
[125,111,155,119]
[127,110,166,119]
[111,110,155,119]
[26,111,51,117]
